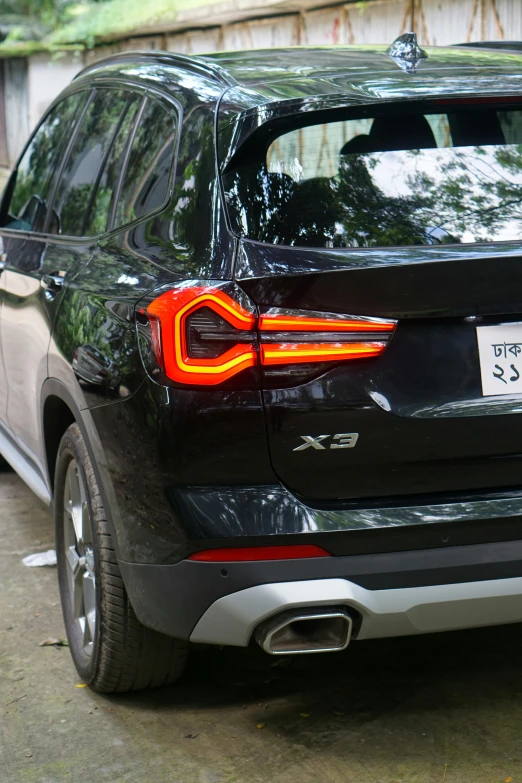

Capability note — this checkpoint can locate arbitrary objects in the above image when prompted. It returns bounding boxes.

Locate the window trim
[42,89,96,235]
[81,91,142,237]
[107,93,147,233]
[105,92,180,237]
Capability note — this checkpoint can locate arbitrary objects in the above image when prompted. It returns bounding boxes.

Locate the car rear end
[129,66,522,657]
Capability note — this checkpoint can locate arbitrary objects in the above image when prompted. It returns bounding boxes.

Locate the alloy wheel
[63,458,96,657]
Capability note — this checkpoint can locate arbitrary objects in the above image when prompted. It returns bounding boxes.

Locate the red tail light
[146,286,257,385]
[188,544,331,561]
[258,312,396,332]
[143,282,396,386]
[261,342,387,365]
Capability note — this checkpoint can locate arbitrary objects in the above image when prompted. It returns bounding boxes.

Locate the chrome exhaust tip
[255,607,353,655]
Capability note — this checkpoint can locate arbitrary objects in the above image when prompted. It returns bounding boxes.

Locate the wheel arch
[42,394,75,495]
[40,378,123,561]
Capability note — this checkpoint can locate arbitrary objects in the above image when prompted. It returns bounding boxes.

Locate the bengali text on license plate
[476,323,522,396]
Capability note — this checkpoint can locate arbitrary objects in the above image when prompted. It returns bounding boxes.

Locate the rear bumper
[191,576,522,645]
[119,537,522,645]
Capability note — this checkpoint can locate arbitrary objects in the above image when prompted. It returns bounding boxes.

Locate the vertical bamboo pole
[400,0,411,35]
[342,6,355,44]
[466,0,479,41]
[488,0,505,39]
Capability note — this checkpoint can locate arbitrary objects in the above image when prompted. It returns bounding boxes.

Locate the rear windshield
[222,104,522,248]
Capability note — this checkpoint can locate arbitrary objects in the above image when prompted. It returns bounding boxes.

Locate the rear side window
[83,93,142,237]
[51,89,131,237]
[113,97,176,229]
[2,92,85,232]
[222,104,522,248]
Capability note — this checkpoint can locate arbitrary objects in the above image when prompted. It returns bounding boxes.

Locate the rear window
[222,104,522,248]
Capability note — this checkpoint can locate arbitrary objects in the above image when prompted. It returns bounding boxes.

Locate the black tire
[55,423,189,693]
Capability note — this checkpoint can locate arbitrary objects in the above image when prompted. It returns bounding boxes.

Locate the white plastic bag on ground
[22,550,57,567]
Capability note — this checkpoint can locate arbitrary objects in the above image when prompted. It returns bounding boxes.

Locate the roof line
[73,50,237,86]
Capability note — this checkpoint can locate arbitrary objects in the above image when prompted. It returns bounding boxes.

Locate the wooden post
[489,0,505,39]
[466,0,479,42]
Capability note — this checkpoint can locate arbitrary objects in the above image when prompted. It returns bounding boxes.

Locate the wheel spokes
[65,545,80,610]
[83,569,96,646]
[71,471,89,545]
[66,543,80,575]
[63,459,96,656]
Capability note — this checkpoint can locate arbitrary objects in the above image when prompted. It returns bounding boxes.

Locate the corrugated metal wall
[118,0,514,53]
[5,0,516,166]
[5,58,29,166]
[83,0,516,65]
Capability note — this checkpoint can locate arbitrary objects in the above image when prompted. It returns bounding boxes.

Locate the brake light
[143,282,397,386]
[261,342,387,365]
[258,313,396,332]
[188,544,331,561]
[146,286,257,385]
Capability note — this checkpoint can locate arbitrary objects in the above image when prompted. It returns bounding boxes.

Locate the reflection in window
[83,94,141,237]
[3,92,85,232]
[224,108,522,248]
[267,119,374,180]
[52,89,130,237]
[114,98,176,229]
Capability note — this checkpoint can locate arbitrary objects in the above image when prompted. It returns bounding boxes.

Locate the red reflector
[188,544,331,562]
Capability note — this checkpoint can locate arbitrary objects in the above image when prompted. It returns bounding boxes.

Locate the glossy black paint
[455,42,522,53]
[214,46,522,165]
[236,241,522,315]
[2,45,522,585]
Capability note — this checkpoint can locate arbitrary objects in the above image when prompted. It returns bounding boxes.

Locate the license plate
[476,323,522,396]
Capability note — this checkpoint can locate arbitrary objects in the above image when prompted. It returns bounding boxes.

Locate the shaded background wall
[0,0,516,167]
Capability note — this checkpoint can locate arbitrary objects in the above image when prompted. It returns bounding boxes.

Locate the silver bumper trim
[175,486,522,537]
[307,495,522,532]
[190,577,522,647]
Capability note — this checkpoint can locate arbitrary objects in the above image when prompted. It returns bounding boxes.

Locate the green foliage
[49,0,224,47]
[0,0,82,32]
[224,143,522,248]
[0,0,89,52]
[0,0,225,52]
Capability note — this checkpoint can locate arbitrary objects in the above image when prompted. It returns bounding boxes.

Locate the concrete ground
[2,470,522,783]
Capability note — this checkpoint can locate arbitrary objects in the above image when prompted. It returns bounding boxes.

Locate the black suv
[5,37,522,692]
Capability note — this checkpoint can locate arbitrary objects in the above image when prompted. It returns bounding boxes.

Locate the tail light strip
[261,341,387,365]
[259,311,396,332]
[144,283,397,385]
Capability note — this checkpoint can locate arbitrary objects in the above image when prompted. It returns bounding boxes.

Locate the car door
[0,86,137,471]
[0,90,87,462]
